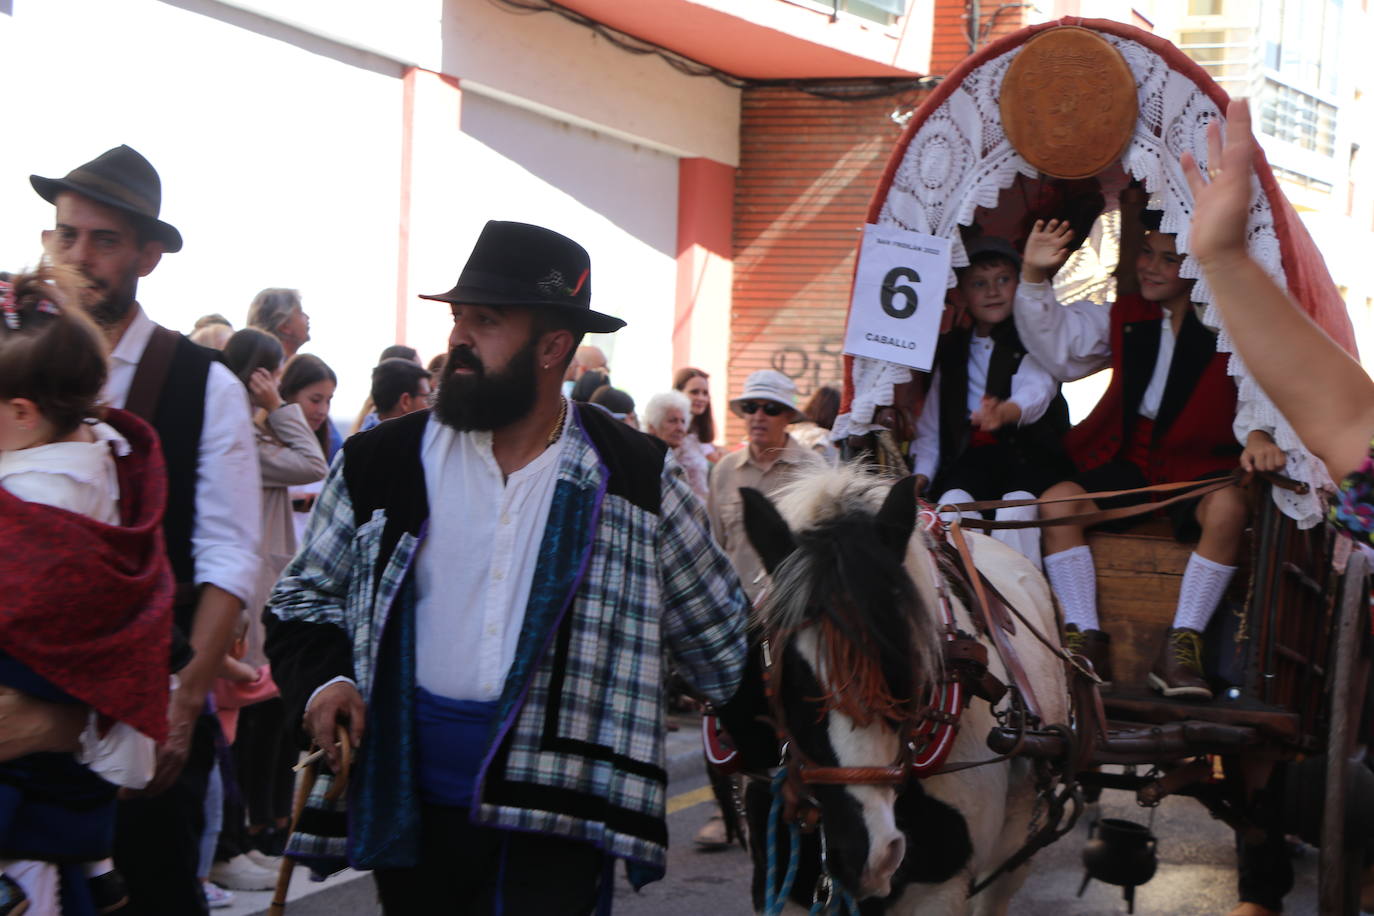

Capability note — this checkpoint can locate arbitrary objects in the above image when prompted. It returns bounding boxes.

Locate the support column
[675,157,735,445]
[396,67,462,353]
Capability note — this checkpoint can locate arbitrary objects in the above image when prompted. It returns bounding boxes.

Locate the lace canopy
[836,18,1354,528]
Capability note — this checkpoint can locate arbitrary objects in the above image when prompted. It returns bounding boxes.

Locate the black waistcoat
[934,322,1069,479]
[127,331,213,633]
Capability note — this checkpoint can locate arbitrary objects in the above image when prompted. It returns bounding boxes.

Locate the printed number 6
[880,267,919,319]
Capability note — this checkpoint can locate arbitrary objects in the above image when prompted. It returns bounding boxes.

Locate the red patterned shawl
[0,408,173,740]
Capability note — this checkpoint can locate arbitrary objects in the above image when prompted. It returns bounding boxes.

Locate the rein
[937,468,1305,531]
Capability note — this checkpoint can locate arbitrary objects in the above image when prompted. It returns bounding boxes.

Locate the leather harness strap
[124,324,181,423]
[946,519,1044,722]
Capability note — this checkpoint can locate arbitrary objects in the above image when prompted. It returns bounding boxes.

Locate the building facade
[0,0,945,437]
[1166,0,1374,364]
[6,1,1351,444]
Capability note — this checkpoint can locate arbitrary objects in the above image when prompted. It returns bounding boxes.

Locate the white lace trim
[836,32,1326,526]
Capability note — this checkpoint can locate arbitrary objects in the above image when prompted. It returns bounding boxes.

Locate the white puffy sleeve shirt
[1012,280,1111,383]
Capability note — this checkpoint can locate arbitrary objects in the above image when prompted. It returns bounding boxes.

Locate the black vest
[127,331,213,633]
[340,403,668,592]
[934,322,1070,482]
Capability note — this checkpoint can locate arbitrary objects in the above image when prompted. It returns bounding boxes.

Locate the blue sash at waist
[415,688,499,808]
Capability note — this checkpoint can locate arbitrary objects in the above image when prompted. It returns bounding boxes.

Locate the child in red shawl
[0,269,173,914]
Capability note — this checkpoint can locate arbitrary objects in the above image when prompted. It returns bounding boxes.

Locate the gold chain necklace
[547,397,568,447]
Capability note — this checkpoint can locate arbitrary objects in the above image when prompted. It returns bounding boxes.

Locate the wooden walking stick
[268,724,352,916]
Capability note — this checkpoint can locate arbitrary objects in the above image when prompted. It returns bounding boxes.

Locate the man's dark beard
[434,337,540,431]
[87,291,136,327]
[82,270,138,327]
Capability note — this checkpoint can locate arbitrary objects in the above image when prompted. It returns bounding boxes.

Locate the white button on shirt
[414,407,569,701]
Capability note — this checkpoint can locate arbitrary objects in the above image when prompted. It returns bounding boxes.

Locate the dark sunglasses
[738,400,787,417]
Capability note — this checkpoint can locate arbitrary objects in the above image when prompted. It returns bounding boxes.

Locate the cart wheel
[1319,551,1369,916]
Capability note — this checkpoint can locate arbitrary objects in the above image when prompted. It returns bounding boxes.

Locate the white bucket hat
[730,369,801,420]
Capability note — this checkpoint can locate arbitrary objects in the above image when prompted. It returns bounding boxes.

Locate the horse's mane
[760,466,941,726]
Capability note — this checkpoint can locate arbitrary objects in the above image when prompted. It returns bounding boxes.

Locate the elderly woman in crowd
[247,288,310,361]
[644,390,706,501]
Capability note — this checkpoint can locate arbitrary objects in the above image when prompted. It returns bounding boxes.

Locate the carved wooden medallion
[1000,26,1138,180]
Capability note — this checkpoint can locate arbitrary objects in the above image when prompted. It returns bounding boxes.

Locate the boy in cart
[911,235,1073,569]
[1015,209,1285,700]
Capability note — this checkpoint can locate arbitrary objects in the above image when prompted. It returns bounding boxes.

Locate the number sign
[842,224,951,372]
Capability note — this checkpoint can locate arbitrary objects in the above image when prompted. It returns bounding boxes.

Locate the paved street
[229,716,1324,915]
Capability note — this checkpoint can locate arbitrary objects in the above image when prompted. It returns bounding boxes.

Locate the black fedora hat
[31,145,183,253]
[420,221,625,333]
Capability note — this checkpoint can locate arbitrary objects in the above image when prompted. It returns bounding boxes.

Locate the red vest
[1066,294,1241,484]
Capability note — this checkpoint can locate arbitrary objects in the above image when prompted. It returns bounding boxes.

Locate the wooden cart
[1080,481,1372,913]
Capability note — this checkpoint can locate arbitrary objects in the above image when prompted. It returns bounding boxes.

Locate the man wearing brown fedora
[265,220,756,913]
[7,145,262,914]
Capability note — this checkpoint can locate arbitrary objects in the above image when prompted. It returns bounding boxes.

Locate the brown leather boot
[1148,627,1212,699]
[1064,624,1113,687]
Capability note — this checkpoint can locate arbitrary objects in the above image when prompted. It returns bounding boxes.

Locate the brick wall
[728,87,920,444]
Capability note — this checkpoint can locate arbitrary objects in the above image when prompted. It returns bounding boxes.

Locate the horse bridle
[757,626,911,831]
[755,523,1021,828]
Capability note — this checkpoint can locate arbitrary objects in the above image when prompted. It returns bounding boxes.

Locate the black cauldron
[1077,817,1159,913]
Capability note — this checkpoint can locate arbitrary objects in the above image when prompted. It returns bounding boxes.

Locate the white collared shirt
[1138,307,1176,421]
[1013,281,1176,420]
[104,305,261,605]
[0,421,127,524]
[910,332,1059,481]
[413,405,570,701]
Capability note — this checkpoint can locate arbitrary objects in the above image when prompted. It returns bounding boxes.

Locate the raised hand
[1182,99,1254,269]
[1022,220,1074,282]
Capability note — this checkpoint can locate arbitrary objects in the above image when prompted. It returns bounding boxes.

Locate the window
[1272,165,1335,194]
[836,0,907,25]
[1188,0,1224,13]
[1261,79,1339,157]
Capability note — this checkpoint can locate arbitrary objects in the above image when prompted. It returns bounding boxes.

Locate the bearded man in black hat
[1,145,262,914]
[265,221,755,913]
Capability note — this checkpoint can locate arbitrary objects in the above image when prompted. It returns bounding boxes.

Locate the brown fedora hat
[31,145,183,252]
[420,221,625,333]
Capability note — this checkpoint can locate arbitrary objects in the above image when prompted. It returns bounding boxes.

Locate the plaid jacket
[266,404,748,881]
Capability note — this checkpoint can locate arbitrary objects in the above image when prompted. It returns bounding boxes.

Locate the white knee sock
[993,490,1042,570]
[1172,552,1237,633]
[1044,545,1098,631]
